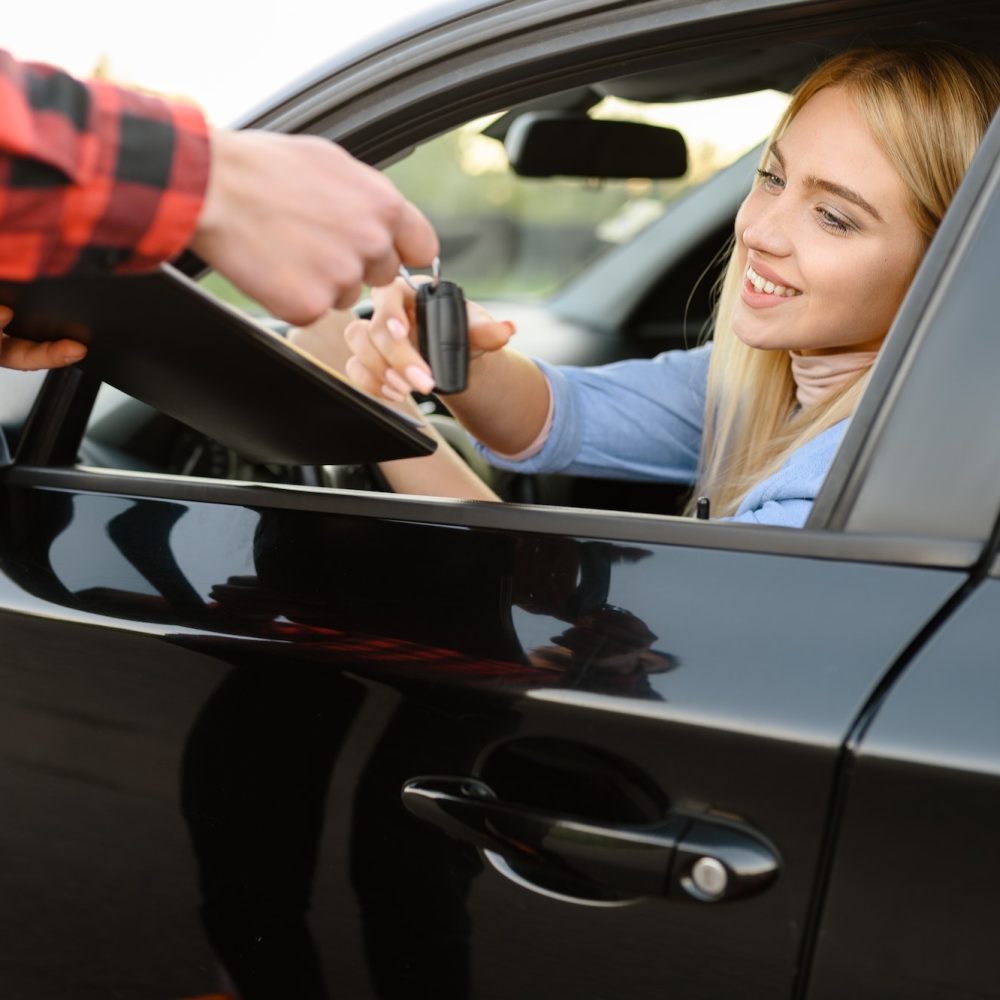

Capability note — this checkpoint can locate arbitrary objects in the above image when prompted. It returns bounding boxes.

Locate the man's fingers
[191,130,439,326]
[362,248,403,291]
[0,336,87,372]
[331,282,364,312]
[393,200,440,269]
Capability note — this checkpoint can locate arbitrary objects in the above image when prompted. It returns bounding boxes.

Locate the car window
[77,92,789,518]
[197,90,786,314]
[384,91,787,301]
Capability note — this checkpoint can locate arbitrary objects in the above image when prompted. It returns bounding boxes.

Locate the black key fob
[416,280,468,395]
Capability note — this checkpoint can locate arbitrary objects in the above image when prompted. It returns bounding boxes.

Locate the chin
[731,317,785,352]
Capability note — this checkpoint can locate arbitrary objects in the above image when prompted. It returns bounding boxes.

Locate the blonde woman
[333,45,1000,526]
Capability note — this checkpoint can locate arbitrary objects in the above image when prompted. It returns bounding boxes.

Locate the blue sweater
[473,344,847,528]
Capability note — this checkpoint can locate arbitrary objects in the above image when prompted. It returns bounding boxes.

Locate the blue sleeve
[723,420,849,528]
[474,343,711,483]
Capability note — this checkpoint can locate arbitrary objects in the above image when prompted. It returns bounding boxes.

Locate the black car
[2,1,1000,998]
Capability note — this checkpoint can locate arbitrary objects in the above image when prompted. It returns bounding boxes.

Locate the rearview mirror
[504,111,687,179]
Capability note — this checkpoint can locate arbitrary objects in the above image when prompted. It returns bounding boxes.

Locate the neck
[789,349,878,407]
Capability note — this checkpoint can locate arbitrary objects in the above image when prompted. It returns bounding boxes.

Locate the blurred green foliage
[385,128,693,299]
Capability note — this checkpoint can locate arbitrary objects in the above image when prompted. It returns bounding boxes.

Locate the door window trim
[3,463,980,570]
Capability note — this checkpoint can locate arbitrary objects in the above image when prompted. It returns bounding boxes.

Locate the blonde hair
[694,45,1000,518]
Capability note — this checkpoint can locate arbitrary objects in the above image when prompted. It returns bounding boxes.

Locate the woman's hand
[342,277,515,403]
[0,306,87,371]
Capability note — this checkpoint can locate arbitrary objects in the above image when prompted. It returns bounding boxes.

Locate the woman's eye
[755,167,784,191]
[817,208,853,234]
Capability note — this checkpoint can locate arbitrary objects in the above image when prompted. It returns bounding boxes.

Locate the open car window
[76,93,787,520]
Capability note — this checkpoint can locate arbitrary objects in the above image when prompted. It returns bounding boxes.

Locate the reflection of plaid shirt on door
[0,49,209,280]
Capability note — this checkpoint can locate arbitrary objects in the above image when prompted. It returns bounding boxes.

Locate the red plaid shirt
[0,49,210,280]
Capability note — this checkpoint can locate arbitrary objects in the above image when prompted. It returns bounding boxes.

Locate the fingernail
[503,321,517,335]
[405,364,435,394]
[381,384,405,403]
[60,344,86,364]
[387,318,408,340]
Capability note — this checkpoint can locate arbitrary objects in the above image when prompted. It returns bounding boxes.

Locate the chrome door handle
[401,776,779,902]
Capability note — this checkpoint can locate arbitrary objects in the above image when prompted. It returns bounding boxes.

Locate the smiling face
[731,85,926,356]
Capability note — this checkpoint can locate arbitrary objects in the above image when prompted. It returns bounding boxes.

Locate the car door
[804,566,1000,1000]
[0,449,975,1000]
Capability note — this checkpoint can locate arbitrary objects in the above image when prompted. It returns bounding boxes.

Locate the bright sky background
[7,0,786,173]
[5,0,447,125]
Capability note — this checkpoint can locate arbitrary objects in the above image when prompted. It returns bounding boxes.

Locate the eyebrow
[769,143,883,223]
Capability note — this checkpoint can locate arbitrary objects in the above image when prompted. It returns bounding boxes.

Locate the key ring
[399,256,441,291]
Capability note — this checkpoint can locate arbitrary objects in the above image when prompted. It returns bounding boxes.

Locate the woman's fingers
[468,318,516,357]
[344,311,431,395]
[344,354,380,395]
[384,368,414,397]
[345,277,516,399]
[368,322,433,392]
[370,276,418,334]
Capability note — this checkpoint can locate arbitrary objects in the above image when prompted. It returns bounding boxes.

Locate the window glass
[383,90,787,301]
[196,90,787,314]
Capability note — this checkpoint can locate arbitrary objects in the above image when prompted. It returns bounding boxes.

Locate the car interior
[3,3,999,524]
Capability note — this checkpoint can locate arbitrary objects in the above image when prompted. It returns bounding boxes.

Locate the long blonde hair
[695,45,1000,517]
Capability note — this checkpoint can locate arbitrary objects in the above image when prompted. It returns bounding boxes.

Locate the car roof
[233,0,1000,130]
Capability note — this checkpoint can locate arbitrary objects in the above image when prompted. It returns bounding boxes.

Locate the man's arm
[0,49,209,280]
[0,48,438,360]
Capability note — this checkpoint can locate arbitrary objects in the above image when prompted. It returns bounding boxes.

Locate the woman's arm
[288,309,500,501]
[341,278,551,456]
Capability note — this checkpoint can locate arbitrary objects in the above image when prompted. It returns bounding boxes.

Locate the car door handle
[401,776,779,902]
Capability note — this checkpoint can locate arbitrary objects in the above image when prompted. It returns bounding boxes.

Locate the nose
[738,189,793,258]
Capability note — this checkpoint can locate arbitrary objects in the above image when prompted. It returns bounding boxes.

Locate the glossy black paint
[806,580,1000,1000]
[0,481,963,997]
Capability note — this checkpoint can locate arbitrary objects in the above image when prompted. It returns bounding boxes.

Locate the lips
[745,263,801,298]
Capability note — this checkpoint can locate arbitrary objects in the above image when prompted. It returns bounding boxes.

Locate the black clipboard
[0,265,435,465]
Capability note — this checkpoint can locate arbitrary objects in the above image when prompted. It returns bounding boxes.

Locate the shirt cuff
[473,360,583,474]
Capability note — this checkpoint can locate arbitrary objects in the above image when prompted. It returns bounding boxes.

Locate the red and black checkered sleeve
[0,49,210,280]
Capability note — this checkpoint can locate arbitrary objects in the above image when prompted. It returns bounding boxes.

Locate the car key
[401,260,469,395]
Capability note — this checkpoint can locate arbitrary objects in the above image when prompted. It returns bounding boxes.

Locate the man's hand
[0,306,86,371]
[190,131,439,326]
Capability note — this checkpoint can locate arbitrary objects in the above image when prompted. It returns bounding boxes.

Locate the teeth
[747,265,799,297]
